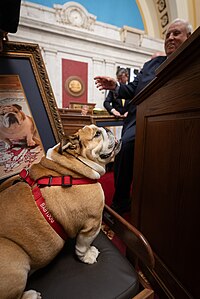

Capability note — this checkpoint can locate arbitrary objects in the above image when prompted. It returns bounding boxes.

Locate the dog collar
[20,169,97,187]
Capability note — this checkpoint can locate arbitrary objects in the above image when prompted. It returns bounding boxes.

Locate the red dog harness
[19,169,97,240]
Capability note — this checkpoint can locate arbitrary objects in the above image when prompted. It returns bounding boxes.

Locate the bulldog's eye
[94,131,101,138]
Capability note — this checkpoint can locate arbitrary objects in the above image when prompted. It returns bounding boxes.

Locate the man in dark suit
[103,68,131,117]
[95,19,193,214]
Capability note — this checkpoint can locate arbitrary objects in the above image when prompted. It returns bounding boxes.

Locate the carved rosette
[154,0,169,37]
[54,2,96,30]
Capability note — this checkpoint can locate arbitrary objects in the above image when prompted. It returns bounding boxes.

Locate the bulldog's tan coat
[0,124,120,299]
[0,104,39,147]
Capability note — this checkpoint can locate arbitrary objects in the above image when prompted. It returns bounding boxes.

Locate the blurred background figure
[103,68,131,118]
[81,105,89,116]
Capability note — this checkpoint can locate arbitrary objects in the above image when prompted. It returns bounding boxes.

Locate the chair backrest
[103,204,155,270]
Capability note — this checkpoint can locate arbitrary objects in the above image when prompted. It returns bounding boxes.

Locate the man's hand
[94,76,117,91]
[111,109,122,118]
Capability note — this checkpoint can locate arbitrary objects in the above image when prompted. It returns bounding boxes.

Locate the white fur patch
[77,156,105,178]
[75,229,100,264]
[46,144,59,161]
[21,290,41,299]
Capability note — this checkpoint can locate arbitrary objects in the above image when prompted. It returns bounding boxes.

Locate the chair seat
[26,231,139,299]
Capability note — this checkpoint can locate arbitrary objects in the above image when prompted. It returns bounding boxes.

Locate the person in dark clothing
[0,0,21,33]
[104,68,131,117]
[95,19,193,215]
[0,0,21,50]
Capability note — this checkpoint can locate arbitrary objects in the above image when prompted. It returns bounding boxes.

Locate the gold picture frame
[0,41,65,182]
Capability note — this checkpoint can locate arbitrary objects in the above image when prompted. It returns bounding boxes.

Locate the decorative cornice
[54,1,96,30]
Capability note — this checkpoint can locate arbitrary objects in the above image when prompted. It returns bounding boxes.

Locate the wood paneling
[131,27,200,299]
[59,108,124,136]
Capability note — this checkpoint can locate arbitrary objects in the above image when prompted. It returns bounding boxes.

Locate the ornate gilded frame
[0,41,65,149]
[0,41,66,182]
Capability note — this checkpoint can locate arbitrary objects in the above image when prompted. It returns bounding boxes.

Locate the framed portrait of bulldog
[0,41,65,182]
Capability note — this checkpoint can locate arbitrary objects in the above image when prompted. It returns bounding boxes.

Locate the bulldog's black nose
[8,113,19,125]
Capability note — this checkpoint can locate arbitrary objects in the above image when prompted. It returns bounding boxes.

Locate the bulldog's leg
[0,239,39,299]
[26,134,36,147]
[75,224,101,264]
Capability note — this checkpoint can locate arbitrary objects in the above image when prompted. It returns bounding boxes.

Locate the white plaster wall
[9,1,164,108]
[174,0,190,20]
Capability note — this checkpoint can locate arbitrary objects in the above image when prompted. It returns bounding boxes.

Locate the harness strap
[32,186,68,240]
[20,169,97,187]
[19,168,98,241]
[20,169,35,186]
[37,176,97,187]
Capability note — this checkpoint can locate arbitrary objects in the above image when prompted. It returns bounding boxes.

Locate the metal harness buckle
[61,175,72,187]
[48,176,53,187]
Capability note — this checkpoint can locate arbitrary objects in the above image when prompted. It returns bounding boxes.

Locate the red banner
[62,59,88,107]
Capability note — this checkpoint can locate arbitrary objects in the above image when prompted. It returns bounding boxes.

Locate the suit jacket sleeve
[118,56,167,99]
[103,91,114,114]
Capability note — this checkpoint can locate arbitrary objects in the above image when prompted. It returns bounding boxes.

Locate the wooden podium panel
[131,27,200,299]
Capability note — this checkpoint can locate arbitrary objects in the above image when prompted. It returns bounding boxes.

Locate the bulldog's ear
[21,111,26,121]
[13,104,22,111]
[58,135,80,154]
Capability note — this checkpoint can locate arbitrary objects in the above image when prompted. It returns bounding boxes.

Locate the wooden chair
[103,205,155,299]
[26,204,155,299]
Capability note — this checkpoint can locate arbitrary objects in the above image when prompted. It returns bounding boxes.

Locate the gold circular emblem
[69,79,82,93]
[65,76,85,97]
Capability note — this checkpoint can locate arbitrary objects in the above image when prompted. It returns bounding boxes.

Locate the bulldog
[0,104,40,148]
[0,124,121,299]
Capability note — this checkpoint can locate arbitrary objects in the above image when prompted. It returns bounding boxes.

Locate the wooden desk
[58,108,124,137]
[131,27,200,299]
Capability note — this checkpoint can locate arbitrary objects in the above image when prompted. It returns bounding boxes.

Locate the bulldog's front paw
[22,290,42,299]
[82,246,100,264]
[27,139,36,147]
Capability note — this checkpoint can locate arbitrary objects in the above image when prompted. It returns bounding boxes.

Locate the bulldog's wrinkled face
[0,104,25,129]
[60,125,121,165]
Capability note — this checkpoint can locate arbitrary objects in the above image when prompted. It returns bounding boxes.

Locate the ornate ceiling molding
[154,0,169,37]
[54,1,96,30]
[137,0,199,39]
